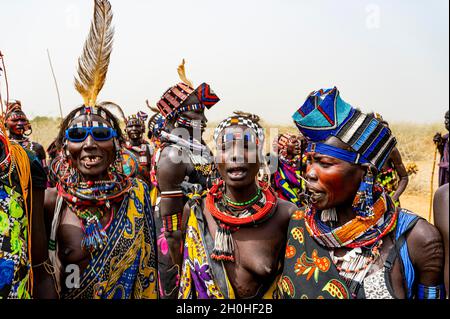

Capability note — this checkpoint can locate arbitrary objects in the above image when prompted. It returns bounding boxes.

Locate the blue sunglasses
[65,126,117,142]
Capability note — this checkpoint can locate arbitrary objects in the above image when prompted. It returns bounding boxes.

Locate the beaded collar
[206,179,277,262]
[52,154,132,252]
[304,187,398,249]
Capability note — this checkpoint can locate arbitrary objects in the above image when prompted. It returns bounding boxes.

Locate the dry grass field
[29,117,446,222]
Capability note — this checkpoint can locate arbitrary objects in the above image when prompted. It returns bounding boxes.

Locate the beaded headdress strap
[73,106,114,127]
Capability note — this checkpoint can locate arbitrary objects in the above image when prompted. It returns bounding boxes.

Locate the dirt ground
[401,159,442,223]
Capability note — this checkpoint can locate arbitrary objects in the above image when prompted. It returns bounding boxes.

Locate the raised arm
[156,146,189,268]
[390,147,408,203]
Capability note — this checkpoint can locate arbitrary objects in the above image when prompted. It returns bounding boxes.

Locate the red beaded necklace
[206,179,277,226]
[206,179,277,262]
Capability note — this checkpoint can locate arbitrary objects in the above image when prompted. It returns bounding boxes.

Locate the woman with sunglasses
[178,112,298,299]
[44,105,158,299]
[42,0,157,299]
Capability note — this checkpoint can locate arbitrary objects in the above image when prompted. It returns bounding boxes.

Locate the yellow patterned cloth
[0,183,30,299]
[178,200,278,299]
[62,178,158,299]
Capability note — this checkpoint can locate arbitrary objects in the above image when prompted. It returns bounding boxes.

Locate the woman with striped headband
[43,0,157,299]
[178,111,298,299]
[278,87,444,299]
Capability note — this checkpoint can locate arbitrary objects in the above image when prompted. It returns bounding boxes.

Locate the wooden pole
[46,49,63,120]
[428,146,438,222]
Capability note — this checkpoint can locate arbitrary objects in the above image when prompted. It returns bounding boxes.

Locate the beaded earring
[321,208,337,223]
[352,167,375,220]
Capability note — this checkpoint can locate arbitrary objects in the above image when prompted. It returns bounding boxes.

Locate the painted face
[6,111,28,136]
[305,136,364,210]
[216,125,261,188]
[125,119,144,141]
[445,111,449,132]
[65,114,116,180]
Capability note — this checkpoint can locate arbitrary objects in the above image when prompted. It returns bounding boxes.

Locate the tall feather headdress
[74,0,114,107]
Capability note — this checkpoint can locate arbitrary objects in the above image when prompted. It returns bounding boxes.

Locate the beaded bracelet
[417,283,445,299]
[162,212,183,232]
[160,190,184,199]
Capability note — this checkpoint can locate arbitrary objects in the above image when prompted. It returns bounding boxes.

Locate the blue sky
[0,0,448,124]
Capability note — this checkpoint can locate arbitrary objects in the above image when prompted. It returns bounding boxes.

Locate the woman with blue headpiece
[277,87,444,299]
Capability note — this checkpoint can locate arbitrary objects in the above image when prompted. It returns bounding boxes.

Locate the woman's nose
[83,133,97,148]
[306,164,318,182]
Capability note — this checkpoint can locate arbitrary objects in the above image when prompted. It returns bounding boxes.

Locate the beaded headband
[73,106,114,127]
[292,87,396,170]
[69,121,109,129]
[176,115,207,130]
[214,115,264,143]
[221,132,258,145]
[5,112,27,121]
[126,111,148,126]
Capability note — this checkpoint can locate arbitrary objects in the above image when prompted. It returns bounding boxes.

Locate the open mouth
[226,166,248,180]
[81,155,103,168]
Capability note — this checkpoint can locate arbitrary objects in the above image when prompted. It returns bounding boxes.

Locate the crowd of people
[0,0,448,300]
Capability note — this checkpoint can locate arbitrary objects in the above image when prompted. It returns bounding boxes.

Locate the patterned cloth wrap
[60,179,158,299]
[178,195,279,299]
[277,202,426,299]
[273,159,304,207]
[272,133,305,207]
[376,160,399,203]
[0,183,30,299]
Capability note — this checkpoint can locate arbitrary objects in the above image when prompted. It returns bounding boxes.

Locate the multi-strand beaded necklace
[206,179,277,262]
[304,187,398,297]
[55,159,132,252]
